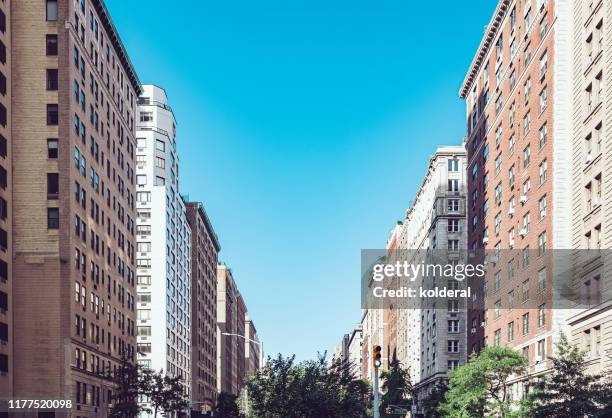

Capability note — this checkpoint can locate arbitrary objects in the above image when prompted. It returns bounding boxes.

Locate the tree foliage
[244,353,370,418]
[106,353,142,418]
[139,368,190,418]
[379,360,412,418]
[437,346,527,418]
[420,381,447,418]
[217,392,242,418]
[523,334,612,418]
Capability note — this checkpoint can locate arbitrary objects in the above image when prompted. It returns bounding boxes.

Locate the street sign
[385,405,409,415]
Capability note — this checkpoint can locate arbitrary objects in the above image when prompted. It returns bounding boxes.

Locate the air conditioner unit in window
[592,196,601,206]
[585,152,593,163]
[520,195,528,205]
[481,322,486,328]
[508,206,515,216]
[509,238,515,247]
[471,327,477,334]
[482,237,489,244]
[519,227,528,237]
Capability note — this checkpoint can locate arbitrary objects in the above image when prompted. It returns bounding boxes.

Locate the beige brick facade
[10,1,141,416]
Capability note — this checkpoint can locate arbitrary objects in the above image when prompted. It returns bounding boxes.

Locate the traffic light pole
[373,367,380,418]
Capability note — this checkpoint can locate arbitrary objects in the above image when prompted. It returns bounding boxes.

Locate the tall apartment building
[383,222,402,367]
[0,0,10,399]
[391,146,468,410]
[565,0,612,376]
[235,293,247,391]
[216,264,259,396]
[244,314,261,376]
[186,200,220,413]
[135,85,192,408]
[460,0,582,397]
[10,0,140,415]
[216,263,239,395]
[347,325,363,378]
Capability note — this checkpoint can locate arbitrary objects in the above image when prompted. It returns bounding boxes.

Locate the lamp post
[221,332,263,417]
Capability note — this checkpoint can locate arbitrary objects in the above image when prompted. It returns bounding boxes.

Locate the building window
[0,71,6,96]
[448,320,459,333]
[447,340,459,353]
[47,208,60,229]
[537,339,546,361]
[47,173,59,199]
[46,69,58,90]
[48,139,58,159]
[522,313,530,335]
[46,0,58,21]
[0,197,6,221]
[140,112,153,122]
[46,34,58,56]
[155,139,165,152]
[0,104,6,128]
[0,353,7,373]
[539,195,547,220]
[538,304,546,327]
[47,104,59,125]
[507,321,514,341]
[448,159,459,172]
[538,268,547,291]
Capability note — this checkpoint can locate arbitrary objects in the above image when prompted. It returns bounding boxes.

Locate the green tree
[379,360,412,418]
[438,346,527,418]
[245,353,370,418]
[420,381,447,418]
[217,392,242,418]
[523,334,612,418]
[140,368,190,418]
[106,353,142,418]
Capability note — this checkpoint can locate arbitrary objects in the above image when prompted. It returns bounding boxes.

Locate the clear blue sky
[106,0,495,360]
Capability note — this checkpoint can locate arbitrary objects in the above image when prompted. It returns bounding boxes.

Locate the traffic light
[373,345,382,369]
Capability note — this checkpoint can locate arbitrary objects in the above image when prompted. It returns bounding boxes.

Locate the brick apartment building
[186,201,221,413]
[0,0,10,401]
[9,0,141,415]
[461,0,612,396]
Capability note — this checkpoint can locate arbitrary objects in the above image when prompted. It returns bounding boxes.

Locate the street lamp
[221,332,264,417]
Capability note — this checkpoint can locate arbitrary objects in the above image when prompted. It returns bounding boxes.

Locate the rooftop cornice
[459,0,511,99]
[93,0,142,95]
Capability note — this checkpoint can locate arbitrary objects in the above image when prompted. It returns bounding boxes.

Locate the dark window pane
[46,69,58,91]
[0,71,6,96]
[0,260,7,281]
[0,322,7,342]
[0,104,5,128]
[0,197,6,220]
[0,40,5,65]
[0,9,6,33]
[47,139,58,159]
[0,166,6,189]
[0,291,6,310]
[0,229,6,250]
[47,173,59,198]
[46,34,58,56]
[0,134,5,158]
[0,353,7,372]
[47,208,59,229]
[47,104,58,125]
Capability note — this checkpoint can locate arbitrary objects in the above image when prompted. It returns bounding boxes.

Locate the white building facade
[135,85,192,413]
[394,146,468,410]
